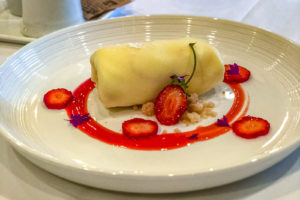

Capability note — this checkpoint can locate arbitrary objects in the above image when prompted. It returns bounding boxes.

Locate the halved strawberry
[224,64,251,83]
[122,118,158,138]
[232,116,270,139]
[154,85,187,125]
[43,88,73,109]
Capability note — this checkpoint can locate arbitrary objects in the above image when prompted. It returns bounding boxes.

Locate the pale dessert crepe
[91,37,224,108]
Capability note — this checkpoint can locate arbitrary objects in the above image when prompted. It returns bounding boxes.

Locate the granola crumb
[188,93,199,104]
[132,105,139,111]
[180,120,191,126]
[139,93,217,126]
[161,129,167,134]
[180,111,201,124]
[188,102,204,114]
[204,102,215,108]
[173,128,181,133]
[180,93,216,125]
[206,109,217,117]
[222,91,225,95]
[200,112,208,119]
[141,102,154,116]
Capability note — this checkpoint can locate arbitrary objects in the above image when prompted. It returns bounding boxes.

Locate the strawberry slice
[43,88,73,109]
[232,116,270,139]
[122,118,158,138]
[224,64,251,83]
[154,85,187,125]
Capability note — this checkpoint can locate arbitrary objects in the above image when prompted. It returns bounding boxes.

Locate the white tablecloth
[107,0,300,44]
[0,0,299,199]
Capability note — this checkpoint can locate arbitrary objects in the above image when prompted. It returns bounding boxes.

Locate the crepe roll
[91,37,224,108]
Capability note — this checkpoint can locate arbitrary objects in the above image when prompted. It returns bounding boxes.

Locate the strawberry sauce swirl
[65,79,248,150]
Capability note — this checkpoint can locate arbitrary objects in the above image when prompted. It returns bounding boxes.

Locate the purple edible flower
[170,74,187,82]
[188,133,198,140]
[68,114,90,127]
[226,63,240,75]
[217,115,230,127]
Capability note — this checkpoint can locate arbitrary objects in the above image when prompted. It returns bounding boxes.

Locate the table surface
[0,0,299,199]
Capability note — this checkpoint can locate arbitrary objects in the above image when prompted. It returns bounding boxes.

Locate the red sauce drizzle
[65,79,248,150]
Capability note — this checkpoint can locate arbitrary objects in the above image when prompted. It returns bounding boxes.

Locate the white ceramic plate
[0,15,300,193]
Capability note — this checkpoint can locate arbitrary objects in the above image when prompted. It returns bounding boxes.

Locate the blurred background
[0,0,300,43]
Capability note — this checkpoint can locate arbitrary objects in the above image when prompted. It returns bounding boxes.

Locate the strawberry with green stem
[154,43,197,125]
[121,43,197,137]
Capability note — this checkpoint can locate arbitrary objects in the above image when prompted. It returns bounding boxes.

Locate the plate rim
[0,14,300,178]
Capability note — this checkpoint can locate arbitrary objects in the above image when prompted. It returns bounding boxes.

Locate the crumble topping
[173,128,181,133]
[180,93,216,125]
[136,93,216,125]
[133,105,139,111]
[141,102,155,116]
[180,112,201,125]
